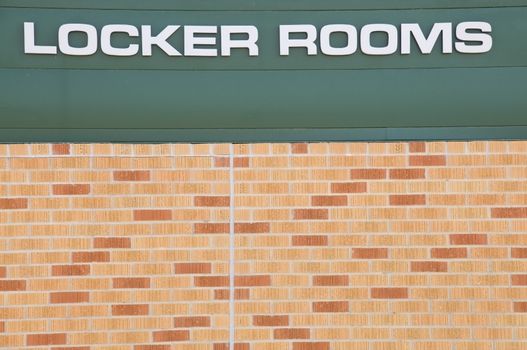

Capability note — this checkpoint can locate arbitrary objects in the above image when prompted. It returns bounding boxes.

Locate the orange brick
[0,280,26,291]
[214,288,249,300]
[389,168,425,179]
[52,184,90,195]
[512,248,527,258]
[94,237,131,249]
[0,198,28,209]
[431,248,467,259]
[52,144,70,155]
[409,155,446,166]
[27,333,66,346]
[113,170,150,181]
[331,182,367,193]
[254,315,289,326]
[214,157,249,167]
[235,275,271,287]
[152,330,189,342]
[133,210,172,221]
[390,194,426,206]
[50,292,89,303]
[195,276,229,287]
[312,195,348,206]
[450,234,487,245]
[352,248,388,259]
[213,343,249,350]
[112,304,149,316]
[134,346,170,350]
[292,235,328,246]
[274,328,310,339]
[293,209,328,220]
[194,223,229,234]
[492,207,527,218]
[113,277,150,288]
[0,266,5,278]
[235,222,270,233]
[293,343,330,350]
[514,302,527,312]
[312,301,349,312]
[350,169,386,179]
[512,275,527,285]
[409,142,426,153]
[72,251,110,263]
[52,265,90,276]
[313,275,349,286]
[195,196,230,207]
[371,288,408,299]
[174,316,210,327]
[411,261,448,272]
[174,263,211,274]
[292,143,308,154]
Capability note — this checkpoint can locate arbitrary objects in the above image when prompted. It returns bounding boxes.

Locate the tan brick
[235,223,270,233]
[195,196,230,207]
[94,237,131,249]
[330,182,367,193]
[72,251,110,263]
[113,170,150,181]
[390,194,426,206]
[409,155,446,166]
[411,261,448,272]
[313,301,349,313]
[450,234,488,245]
[274,328,310,339]
[389,168,425,179]
[195,276,229,287]
[113,278,150,289]
[152,330,189,342]
[50,292,89,304]
[312,195,348,206]
[293,209,328,220]
[133,210,172,221]
[111,304,149,316]
[174,316,210,327]
[371,288,408,299]
[195,223,229,234]
[134,346,171,350]
[235,275,271,287]
[254,315,289,327]
[292,235,328,246]
[352,248,388,259]
[52,265,90,276]
[214,288,249,300]
[312,275,349,286]
[52,184,90,195]
[431,248,467,259]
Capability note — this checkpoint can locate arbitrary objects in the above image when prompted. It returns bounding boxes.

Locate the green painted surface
[0,2,526,142]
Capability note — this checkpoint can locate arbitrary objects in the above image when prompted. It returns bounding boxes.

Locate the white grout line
[229,143,235,350]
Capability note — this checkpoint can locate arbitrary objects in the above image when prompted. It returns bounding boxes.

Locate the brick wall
[0,141,526,350]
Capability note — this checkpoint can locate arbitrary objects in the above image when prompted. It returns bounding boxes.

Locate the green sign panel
[0,0,526,142]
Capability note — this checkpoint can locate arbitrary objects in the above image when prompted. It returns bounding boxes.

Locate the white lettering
[101,24,139,56]
[141,25,181,56]
[401,23,452,54]
[58,23,97,56]
[279,25,317,56]
[23,22,57,54]
[360,24,398,55]
[320,24,357,56]
[184,26,217,56]
[220,25,259,56]
[455,21,492,53]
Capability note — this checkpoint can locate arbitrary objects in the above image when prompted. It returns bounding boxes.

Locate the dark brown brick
[389,194,426,206]
[350,168,386,179]
[27,333,66,346]
[235,222,270,233]
[292,235,328,246]
[411,261,448,272]
[175,263,212,274]
[52,144,70,155]
[431,248,467,259]
[113,170,150,181]
[512,275,527,286]
[371,288,408,299]
[313,275,349,286]
[389,168,425,179]
[235,275,271,287]
[72,251,110,263]
[492,207,527,218]
[94,237,131,249]
[409,155,446,166]
[0,198,28,209]
[293,209,328,220]
[194,223,230,234]
[274,328,310,339]
[195,276,230,287]
[214,288,249,300]
[311,195,347,206]
[133,210,171,221]
[450,234,487,245]
[112,304,149,316]
[313,301,349,313]
[512,248,527,258]
[409,142,426,153]
[174,316,210,327]
[291,143,308,154]
[113,277,150,289]
[52,184,90,195]
[195,196,230,207]
[52,265,90,276]
[50,292,89,304]
[0,280,26,291]
[330,182,367,193]
[293,342,330,350]
[152,330,189,342]
[352,248,388,259]
[254,315,289,327]
[514,302,527,312]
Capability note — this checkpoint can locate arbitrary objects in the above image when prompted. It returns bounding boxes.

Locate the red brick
[72,251,110,263]
[52,144,70,155]
[195,276,230,287]
[213,343,249,350]
[133,210,172,221]
[512,275,527,286]
[390,194,426,206]
[235,222,270,233]
[352,248,388,259]
[293,209,328,220]
[313,275,349,286]
[134,346,170,350]
[293,342,330,350]
[492,207,527,218]
[0,321,4,332]
[113,277,150,289]
[292,143,308,154]
[152,330,189,342]
[94,237,131,249]
[371,288,408,299]
[350,168,386,179]
[312,301,349,313]
[195,196,230,207]
[214,288,249,300]
[0,266,5,278]
[112,304,149,316]
[174,316,210,327]
[409,155,446,166]
[514,302,527,312]
[235,275,271,287]
[52,265,90,276]
[0,198,28,209]
[113,170,150,181]
[431,248,467,259]
[330,182,367,193]
[254,315,289,327]
[411,261,448,272]
[311,195,348,206]
[27,333,66,346]
[274,328,310,339]
[389,168,425,179]
[0,280,26,291]
[175,263,211,274]
[194,223,230,234]
[50,292,89,303]
[409,142,426,153]
[512,248,527,258]
[450,234,487,245]
[292,235,328,246]
[214,157,249,168]
[52,184,90,195]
